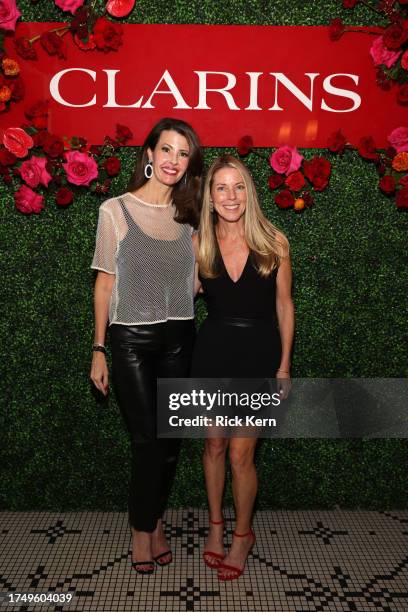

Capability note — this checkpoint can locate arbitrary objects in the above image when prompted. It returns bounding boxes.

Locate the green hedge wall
[1,1,407,511]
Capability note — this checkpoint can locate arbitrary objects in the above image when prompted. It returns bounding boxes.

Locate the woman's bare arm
[90,271,115,395]
[275,255,295,375]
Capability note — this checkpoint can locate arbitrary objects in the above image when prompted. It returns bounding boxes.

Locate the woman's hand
[90,352,109,396]
[276,369,291,400]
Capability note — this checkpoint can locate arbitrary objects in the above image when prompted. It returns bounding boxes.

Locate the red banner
[2,23,406,147]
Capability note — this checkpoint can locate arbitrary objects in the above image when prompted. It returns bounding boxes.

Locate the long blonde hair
[198,155,289,278]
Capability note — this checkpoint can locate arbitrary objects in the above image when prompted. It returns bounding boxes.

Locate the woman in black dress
[191,154,294,580]
[90,118,203,574]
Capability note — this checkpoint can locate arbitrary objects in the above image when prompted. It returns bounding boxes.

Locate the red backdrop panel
[2,23,406,147]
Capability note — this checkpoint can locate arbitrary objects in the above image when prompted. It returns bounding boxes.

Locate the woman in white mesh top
[90,118,203,574]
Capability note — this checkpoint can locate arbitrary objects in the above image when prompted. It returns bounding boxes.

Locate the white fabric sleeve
[91,208,117,275]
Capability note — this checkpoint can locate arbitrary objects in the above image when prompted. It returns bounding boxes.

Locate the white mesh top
[91,192,195,325]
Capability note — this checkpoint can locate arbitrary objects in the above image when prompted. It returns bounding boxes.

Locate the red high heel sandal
[202,518,225,569]
[217,528,255,581]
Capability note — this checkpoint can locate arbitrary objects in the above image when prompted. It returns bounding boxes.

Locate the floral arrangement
[0,100,132,213]
[327,126,408,208]
[0,55,24,112]
[329,1,408,105]
[237,136,332,212]
[237,125,408,211]
[0,0,135,115]
[0,0,135,107]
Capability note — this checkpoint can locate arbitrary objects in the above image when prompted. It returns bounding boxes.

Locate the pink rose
[370,36,402,68]
[54,0,85,14]
[402,50,408,70]
[270,145,303,176]
[63,150,98,186]
[20,155,52,188]
[3,127,34,158]
[0,0,21,32]
[14,185,44,214]
[387,127,408,153]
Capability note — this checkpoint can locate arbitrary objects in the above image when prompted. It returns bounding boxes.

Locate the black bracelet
[92,345,106,355]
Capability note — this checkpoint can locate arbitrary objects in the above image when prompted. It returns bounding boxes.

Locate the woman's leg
[152,320,195,560]
[218,437,258,579]
[203,437,229,562]
[110,324,164,568]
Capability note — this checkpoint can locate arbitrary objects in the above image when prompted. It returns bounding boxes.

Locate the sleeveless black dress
[191,253,282,378]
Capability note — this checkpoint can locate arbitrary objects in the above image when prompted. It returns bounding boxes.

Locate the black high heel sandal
[131,560,154,575]
[153,550,173,567]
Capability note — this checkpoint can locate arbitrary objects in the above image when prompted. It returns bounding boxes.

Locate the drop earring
[144,161,153,179]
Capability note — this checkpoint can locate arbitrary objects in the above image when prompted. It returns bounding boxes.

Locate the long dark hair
[127,118,203,228]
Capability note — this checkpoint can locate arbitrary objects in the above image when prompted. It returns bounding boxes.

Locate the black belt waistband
[208,315,277,328]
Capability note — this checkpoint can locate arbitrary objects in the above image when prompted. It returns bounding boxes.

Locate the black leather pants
[110,320,195,532]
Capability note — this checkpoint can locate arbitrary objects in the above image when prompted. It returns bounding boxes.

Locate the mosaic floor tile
[0,509,407,611]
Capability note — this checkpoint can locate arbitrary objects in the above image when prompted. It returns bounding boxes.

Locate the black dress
[191,252,281,378]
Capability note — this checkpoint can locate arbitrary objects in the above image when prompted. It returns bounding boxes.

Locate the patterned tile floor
[0,509,407,611]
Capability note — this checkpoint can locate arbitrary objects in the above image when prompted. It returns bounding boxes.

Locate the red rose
[399,174,408,187]
[14,37,37,60]
[386,146,396,159]
[275,189,294,209]
[237,135,253,156]
[75,24,89,39]
[268,175,284,190]
[379,175,396,194]
[0,148,16,166]
[377,162,386,176]
[70,6,89,33]
[55,187,74,206]
[103,135,119,149]
[52,173,62,186]
[9,77,25,102]
[32,130,49,148]
[25,100,48,118]
[376,68,392,91]
[397,83,408,105]
[116,123,132,142]
[93,17,123,52]
[396,186,408,208]
[327,129,347,153]
[43,134,64,158]
[357,136,379,161]
[104,156,121,176]
[71,136,87,149]
[343,0,359,7]
[25,100,48,129]
[383,21,408,50]
[302,191,314,208]
[89,145,102,156]
[303,157,331,191]
[40,32,66,59]
[329,18,345,41]
[74,33,96,51]
[285,171,305,192]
